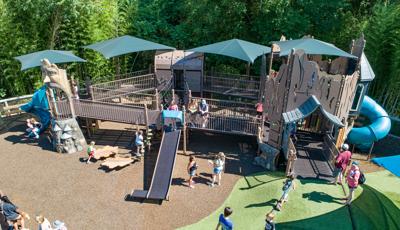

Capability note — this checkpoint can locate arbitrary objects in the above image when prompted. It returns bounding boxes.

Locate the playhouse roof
[274,38,357,59]
[283,95,344,127]
[84,35,175,59]
[360,52,375,81]
[188,39,271,63]
[15,50,86,71]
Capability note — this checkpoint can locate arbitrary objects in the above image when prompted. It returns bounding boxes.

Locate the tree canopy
[0,0,398,116]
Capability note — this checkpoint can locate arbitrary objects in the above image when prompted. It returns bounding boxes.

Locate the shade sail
[188,39,271,63]
[84,35,175,59]
[15,50,86,71]
[282,95,344,127]
[274,38,357,59]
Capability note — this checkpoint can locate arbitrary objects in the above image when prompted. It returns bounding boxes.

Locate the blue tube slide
[20,85,51,133]
[347,96,391,148]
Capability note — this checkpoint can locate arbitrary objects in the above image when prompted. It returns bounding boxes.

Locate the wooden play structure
[10,34,386,204]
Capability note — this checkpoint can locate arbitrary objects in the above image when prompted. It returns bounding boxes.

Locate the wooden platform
[100,157,135,170]
[93,146,118,160]
[294,132,334,181]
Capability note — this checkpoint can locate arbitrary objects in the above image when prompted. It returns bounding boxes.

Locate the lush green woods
[0,0,398,115]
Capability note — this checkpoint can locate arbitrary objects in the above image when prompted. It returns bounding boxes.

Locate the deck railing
[191,97,257,117]
[188,113,261,136]
[91,73,157,100]
[203,72,260,99]
[91,69,151,85]
[55,98,161,125]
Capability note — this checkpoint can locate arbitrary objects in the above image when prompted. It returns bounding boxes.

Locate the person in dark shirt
[216,207,233,230]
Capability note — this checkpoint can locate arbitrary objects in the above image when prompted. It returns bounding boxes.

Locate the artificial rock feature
[51,118,86,154]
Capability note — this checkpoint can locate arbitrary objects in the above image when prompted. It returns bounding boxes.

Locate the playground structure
[9,34,391,203]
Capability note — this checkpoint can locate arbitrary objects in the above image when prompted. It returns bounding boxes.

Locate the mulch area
[0,117,262,230]
[351,135,400,173]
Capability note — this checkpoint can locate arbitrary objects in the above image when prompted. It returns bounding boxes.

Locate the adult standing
[0,198,30,230]
[198,99,209,128]
[332,143,352,185]
[344,161,360,205]
[216,207,233,230]
[0,190,8,230]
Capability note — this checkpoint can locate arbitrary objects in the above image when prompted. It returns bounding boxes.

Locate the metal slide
[131,129,181,203]
[347,96,391,149]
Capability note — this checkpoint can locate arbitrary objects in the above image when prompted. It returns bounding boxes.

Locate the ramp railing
[0,94,33,117]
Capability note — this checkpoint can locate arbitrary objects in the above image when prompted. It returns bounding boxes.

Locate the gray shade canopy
[283,95,344,127]
[188,39,271,63]
[274,38,357,59]
[15,50,86,71]
[84,35,175,59]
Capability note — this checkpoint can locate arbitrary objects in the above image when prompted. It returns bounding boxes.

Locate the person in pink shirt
[168,101,179,111]
[344,161,360,205]
[332,143,352,185]
[255,102,263,118]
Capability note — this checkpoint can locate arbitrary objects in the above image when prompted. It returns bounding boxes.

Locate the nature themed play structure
[12,34,390,203]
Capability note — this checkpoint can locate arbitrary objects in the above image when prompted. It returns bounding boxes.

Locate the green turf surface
[350,170,400,229]
[181,170,400,230]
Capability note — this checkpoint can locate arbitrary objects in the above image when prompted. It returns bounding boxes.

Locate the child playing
[35,215,52,230]
[26,118,42,139]
[86,141,96,164]
[135,131,144,157]
[208,152,225,187]
[276,173,296,211]
[216,207,233,230]
[265,211,275,230]
[187,156,198,188]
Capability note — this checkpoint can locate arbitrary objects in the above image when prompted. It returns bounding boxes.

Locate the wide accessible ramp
[130,129,181,203]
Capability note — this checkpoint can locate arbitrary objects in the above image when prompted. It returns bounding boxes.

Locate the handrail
[0,94,33,104]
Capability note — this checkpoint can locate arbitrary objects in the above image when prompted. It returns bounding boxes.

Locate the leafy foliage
[0,0,398,115]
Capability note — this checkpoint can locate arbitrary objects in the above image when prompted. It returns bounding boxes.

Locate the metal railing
[188,113,261,136]
[191,97,257,117]
[203,72,260,99]
[91,69,151,85]
[91,74,158,101]
[0,94,33,117]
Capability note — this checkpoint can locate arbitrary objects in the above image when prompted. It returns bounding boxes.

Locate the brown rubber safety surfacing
[0,117,262,230]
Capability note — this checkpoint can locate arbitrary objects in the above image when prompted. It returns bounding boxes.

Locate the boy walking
[216,207,233,230]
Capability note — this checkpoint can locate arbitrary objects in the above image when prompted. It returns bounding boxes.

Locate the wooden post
[183,106,187,155]
[246,62,250,77]
[89,85,94,100]
[367,142,375,161]
[144,104,149,134]
[155,88,160,111]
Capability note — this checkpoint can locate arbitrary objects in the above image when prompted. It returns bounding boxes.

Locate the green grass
[181,170,400,230]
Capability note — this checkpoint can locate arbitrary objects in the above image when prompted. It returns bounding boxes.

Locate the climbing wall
[265,49,360,149]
